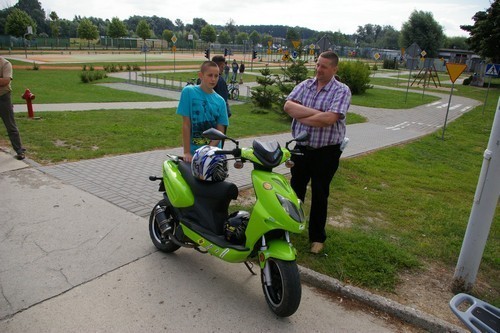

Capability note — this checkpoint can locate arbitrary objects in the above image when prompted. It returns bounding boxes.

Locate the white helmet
[191,145,228,182]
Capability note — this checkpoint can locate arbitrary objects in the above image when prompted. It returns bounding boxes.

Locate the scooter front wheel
[261,258,301,317]
[149,199,181,253]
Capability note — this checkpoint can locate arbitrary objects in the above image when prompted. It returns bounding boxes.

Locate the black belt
[299,144,341,151]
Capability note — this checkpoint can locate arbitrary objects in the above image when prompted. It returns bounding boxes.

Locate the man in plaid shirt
[284,51,351,254]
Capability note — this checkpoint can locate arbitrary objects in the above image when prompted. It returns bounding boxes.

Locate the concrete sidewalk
[1,82,479,332]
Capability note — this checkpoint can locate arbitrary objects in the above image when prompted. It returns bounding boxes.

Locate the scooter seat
[177,161,238,235]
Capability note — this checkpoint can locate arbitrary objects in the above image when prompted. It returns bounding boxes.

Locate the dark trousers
[0,92,23,154]
[291,144,342,243]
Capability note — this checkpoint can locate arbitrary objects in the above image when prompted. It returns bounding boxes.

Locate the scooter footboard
[258,239,297,268]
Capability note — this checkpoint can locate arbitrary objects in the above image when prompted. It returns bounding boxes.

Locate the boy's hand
[184,152,193,163]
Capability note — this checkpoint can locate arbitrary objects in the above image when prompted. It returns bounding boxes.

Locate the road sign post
[442,63,467,139]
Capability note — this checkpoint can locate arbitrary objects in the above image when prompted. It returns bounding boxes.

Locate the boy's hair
[211,55,225,64]
[200,61,219,72]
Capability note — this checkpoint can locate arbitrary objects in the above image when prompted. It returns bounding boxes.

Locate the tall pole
[453,97,500,291]
[441,82,454,140]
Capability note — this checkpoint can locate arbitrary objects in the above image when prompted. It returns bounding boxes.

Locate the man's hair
[319,51,339,66]
[211,55,225,64]
[200,61,219,72]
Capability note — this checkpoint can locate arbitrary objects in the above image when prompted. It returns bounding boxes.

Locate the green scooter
[149,128,308,317]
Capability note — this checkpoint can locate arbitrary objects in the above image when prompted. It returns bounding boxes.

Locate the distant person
[284,51,351,254]
[231,59,239,82]
[0,56,25,160]
[176,61,228,163]
[211,55,231,121]
[224,61,230,82]
[239,61,245,84]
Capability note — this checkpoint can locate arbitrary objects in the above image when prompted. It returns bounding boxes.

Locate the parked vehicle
[149,128,309,317]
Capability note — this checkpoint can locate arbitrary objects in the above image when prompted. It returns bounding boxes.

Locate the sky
[9,0,494,37]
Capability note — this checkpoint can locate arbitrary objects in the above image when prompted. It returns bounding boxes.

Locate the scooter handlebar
[214,148,241,157]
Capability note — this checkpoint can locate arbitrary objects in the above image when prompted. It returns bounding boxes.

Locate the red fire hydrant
[22,88,36,118]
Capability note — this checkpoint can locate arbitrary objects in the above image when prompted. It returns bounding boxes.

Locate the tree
[5,8,36,37]
[77,18,98,47]
[49,11,60,38]
[461,0,500,63]
[136,19,151,40]
[174,19,184,31]
[286,27,301,48]
[190,18,208,35]
[376,26,400,49]
[218,30,231,44]
[108,17,127,39]
[443,36,469,50]
[200,24,216,43]
[14,0,46,34]
[399,10,445,58]
[235,32,249,45]
[162,29,174,43]
[225,19,238,42]
[249,30,260,46]
[251,66,279,109]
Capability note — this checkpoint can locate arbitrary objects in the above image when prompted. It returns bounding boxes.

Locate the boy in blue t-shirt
[176,61,229,162]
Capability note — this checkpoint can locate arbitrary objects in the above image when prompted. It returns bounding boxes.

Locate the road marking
[427,102,441,107]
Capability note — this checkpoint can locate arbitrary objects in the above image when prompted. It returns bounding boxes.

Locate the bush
[80,70,108,83]
[383,59,399,70]
[463,75,473,85]
[338,61,372,94]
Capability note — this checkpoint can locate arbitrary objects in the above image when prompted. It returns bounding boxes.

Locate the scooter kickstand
[244,261,257,275]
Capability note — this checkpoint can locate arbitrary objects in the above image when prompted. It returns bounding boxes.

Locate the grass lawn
[11,69,169,104]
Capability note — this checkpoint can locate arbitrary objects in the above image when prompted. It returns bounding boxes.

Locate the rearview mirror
[202,128,227,141]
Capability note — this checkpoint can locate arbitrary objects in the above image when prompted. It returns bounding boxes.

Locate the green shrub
[80,70,108,83]
[383,59,399,70]
[338,61,372,94]
[463,75,473,85]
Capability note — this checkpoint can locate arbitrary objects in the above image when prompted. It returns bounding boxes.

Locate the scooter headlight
[276,194,305,223]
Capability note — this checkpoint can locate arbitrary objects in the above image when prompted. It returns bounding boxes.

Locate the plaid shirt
[287,77,351,148]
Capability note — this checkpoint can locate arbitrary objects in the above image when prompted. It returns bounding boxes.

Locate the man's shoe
[15,152,25,160]
[310,242,324,254]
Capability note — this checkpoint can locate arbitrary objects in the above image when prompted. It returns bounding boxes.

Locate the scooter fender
[258,239,297,269]
[162,160,194,208]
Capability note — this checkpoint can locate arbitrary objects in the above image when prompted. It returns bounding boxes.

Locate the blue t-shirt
[176,85,229,154]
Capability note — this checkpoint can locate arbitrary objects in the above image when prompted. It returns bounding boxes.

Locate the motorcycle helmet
[191,145,228,182]
[224,211,250,244]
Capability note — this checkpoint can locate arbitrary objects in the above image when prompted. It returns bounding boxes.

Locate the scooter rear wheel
[261,258,301,317]
[149,199,181,253]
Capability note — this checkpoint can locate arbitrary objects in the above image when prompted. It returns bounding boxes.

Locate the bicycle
[227,80,240,100]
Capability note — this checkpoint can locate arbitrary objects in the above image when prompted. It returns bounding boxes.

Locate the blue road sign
[485,64,500,77]
[292,51,297,59]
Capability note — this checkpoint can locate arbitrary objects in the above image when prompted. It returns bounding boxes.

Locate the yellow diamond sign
[446,63,467,83]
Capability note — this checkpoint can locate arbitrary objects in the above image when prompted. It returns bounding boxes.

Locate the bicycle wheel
[231,88,240,100]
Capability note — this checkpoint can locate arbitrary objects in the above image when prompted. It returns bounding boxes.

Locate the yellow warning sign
[292,40,301,49]
[446,63,467,83]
